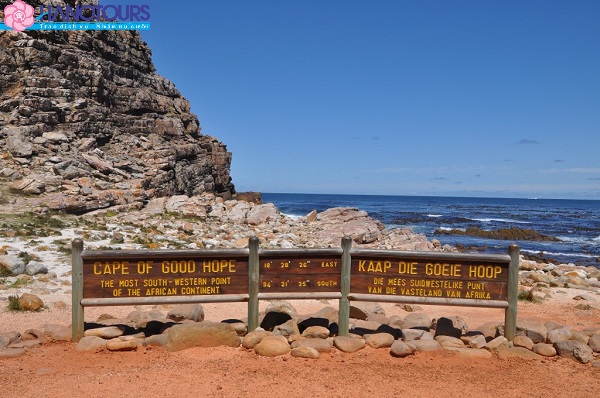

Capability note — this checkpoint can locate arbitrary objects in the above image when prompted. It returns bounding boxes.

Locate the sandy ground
[1,288,600,398]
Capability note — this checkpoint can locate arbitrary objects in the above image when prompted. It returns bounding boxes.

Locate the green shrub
[7,295,23,311]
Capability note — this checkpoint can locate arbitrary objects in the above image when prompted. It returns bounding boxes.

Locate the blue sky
[140,1,600,199]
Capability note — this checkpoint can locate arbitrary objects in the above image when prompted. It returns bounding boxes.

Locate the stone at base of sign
[554,340,594,363]
[390,340,414,357]
[291,338,333,353]
[166,322,240,351]
[291,346,320,359]
[333,336,365,353]
[0,347,26,359]
[409,339,442,352]
[76,336,107,352]
[497,347,544,361]
[254,335,290,357]
[365,333,394,349]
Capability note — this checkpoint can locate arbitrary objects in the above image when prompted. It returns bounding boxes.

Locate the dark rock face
[0,10,235,212]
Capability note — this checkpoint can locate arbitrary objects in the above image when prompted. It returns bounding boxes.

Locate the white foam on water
[472,218,530,224]
[427,214,442,218]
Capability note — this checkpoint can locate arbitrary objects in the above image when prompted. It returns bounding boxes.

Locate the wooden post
[248,236,260,332]
[504,244,520,341]
[71,239,84,342]
[338,236,352,336]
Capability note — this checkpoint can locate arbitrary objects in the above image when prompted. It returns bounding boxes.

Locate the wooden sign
[258,251,341,293]
[82,250,249,299]
[350,253,509,301]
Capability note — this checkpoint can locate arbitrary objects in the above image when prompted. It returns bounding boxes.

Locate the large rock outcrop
[0,1,235,213]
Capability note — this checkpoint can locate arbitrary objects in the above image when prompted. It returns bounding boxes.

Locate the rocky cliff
[0,3,235,213]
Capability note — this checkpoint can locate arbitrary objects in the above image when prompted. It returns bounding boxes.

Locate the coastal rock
[0,26,235,213]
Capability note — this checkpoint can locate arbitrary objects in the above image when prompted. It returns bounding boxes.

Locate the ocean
[262,193,600,268]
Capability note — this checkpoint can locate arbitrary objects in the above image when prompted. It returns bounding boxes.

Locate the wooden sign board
[259,254,341,293]
[350,254,509,301]
[82,250,249,299]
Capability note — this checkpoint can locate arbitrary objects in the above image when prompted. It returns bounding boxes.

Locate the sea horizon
[261,192,600,269]
[261,191,600,202]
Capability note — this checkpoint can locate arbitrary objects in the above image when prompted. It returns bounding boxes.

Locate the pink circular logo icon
[4,0,35,32]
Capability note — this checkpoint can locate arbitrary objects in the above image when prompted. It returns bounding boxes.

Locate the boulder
[0,331,21,348]
[84,326,124,339]
[588,333,600,352]
[402,313,432,330]
[242,330,271,349]
[25,260,48,275]
[107,338,138,352]
[365,333,395,349]
[435,335,465,348]
[166,322,240,351]
[513,335,534,350]
[410,340,441,352]
[434,316,468,338]
[44,324,71,341]
[301,326,330,339]
[166,304,205,322]
[0,255,25,275]
[532,343,557,357]
[349,302,385,320]
[554,340,594,364]
[18,293,44,311]
[291,346,320,359]
[291,338,333,353]
[485,336,509,353]
[547,326,573,344]
[333,336,365,353]
[390,340,415,357]
[497,347,543,361]
[516,318,547,343]
[76,336,107,352]
[254,335,291,357]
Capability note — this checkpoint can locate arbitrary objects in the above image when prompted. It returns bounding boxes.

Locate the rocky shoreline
[0,193,599,366]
